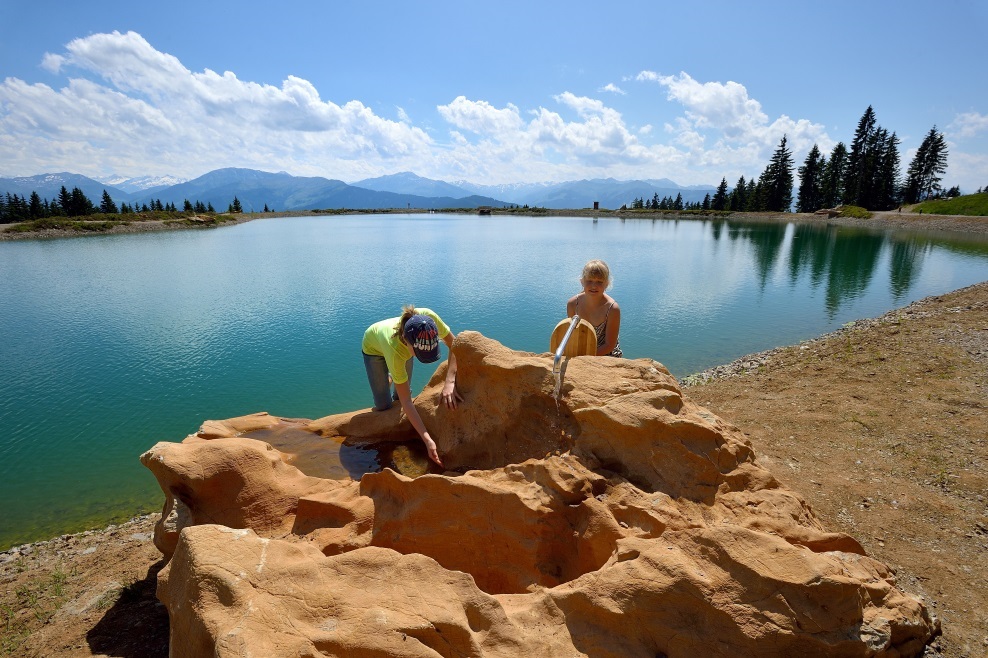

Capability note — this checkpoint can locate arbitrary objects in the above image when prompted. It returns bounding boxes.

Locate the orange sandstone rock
[142,331,938,657]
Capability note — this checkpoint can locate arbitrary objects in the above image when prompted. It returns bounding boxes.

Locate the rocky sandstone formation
[141,331,937,657]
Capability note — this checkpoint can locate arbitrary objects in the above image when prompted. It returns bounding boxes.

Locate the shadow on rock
[86,560,169,658]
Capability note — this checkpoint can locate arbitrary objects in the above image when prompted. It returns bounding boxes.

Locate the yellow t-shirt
[360,308,450,384]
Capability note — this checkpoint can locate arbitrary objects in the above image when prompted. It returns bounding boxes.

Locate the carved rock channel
[141,330,937,657]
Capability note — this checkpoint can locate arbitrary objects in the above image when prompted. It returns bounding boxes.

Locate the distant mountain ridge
[2,169,717,212]
[95,174,188,194]
[0,173,129,206]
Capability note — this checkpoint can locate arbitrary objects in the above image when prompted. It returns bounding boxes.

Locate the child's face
[582,277,607,294]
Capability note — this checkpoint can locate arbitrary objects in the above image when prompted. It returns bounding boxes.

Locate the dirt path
[684,282,988,657]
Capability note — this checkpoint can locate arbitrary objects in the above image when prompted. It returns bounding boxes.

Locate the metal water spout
[553,314,581,403]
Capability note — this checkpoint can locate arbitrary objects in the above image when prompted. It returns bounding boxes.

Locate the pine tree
[673,192,684,210]
[874,131,901,210]
[702,193,711,210]
[744,178,759,211]
[761,135,795,212]
[29,191,44,219]
[796,144,826,213]
[67,187,95,216]
[843,106,878,207]
[230,196,243,213]
[729,176,747,211]
[860,127,889,210]
[58,186,71,215]
[6,194,26,222]
[711,177,729,211]
[902,126,949,203]
[821,142,848,208]
[99,190,119,214]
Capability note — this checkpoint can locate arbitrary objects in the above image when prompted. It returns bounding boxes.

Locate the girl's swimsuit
[578,298,623,357]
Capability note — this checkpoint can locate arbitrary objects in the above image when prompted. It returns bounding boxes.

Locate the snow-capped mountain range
[2,169,717,212]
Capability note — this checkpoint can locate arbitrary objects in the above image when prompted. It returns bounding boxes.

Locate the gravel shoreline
[3,209,987,241]
[681,279,988,387]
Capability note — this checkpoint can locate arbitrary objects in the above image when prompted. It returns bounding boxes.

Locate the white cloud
[637,70,832,168]
[944,151,988,193]
[0,31,434,179]
[1,31,839,186]
[947,111,988,139]
[436,96,524,136]
[432,94,656,180]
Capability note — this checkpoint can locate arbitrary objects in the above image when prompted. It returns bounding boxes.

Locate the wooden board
[549,318,598,357]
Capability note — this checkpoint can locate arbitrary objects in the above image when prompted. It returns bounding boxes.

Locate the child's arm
[566,294,579,318]
[598,303,621,355]
[440,332,462,408]
[394,381,443,466]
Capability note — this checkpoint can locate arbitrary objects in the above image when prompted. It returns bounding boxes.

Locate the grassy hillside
[912,192,988,216]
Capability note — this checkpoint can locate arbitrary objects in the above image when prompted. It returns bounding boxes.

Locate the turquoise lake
[3,213,988,550]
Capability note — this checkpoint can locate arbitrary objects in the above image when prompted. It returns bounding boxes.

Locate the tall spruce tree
[796,144,826,213]
[760,135,794,212]
[840,107,900,210]
[843,106,878,207]
[711,178,729,210]
[902,126,948,203]
[820,142,848,208]
[744,177,759,211]
[58,186,71,215]
[729,175,747,211]
[67,187,94,217]
[99,190,118,214]
[874,131,901,210]
[861,127,891,210]
[28,191,44,219]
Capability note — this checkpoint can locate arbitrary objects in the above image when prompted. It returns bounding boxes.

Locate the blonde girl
[566,260,623,357]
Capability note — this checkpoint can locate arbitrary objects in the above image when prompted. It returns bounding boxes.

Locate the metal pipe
[553,315,581,401]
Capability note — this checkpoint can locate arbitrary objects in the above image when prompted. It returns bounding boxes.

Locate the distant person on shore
[361,306,462,465]
[566,260,623,357]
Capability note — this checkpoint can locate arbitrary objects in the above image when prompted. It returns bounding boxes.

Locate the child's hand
[424,436,443,466]
[441,383,464,409]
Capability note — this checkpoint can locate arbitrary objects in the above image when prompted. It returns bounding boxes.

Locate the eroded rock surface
[141,331,938,657]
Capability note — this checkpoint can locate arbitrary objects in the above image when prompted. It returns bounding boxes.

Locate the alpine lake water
[3,212,988,550]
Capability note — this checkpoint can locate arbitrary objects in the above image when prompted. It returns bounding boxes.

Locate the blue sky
[2,0,987,190]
